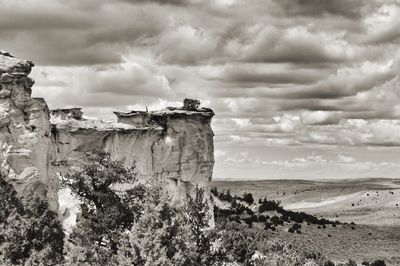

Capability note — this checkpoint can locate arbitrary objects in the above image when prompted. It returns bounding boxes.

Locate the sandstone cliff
[51,103,215,202]
[0,52,215,220]
[0,51,58,210]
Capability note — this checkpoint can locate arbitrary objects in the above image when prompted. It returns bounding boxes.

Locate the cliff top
[0,51,214,131]
[0,51,34,76]
[114,99,214,119]
[51,100,214,132]
[114,106,214,118]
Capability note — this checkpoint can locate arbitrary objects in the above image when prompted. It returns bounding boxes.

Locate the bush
[371,260,386,266]
[62,150,139,264]
[242,193,254,205]
[347,259,357,266]
[259,198,281,212]
[0,174,64,265]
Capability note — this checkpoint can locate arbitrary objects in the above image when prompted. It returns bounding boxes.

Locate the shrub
[371,260,386,266]
[347,259,357,266]
[259,198,281,212]
[242,193,254,205]
[62,150,139,264]
[0,174,64,265]
[271,215,283,226]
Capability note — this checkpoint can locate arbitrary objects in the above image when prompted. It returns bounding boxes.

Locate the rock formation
[0,52,215,219]
[0,51,58,210]
[51,103,215,202]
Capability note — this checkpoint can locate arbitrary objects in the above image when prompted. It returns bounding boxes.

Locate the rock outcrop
[51,102,215,202]
[0,52,215,218]
[0,51,58,210]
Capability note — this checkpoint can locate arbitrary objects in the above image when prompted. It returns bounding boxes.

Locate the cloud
[76,57,172,96]
[272,0,366,19]
[3,0,400,159]
[217,150,400,175]
[362,3,400,44]
[337,154,355,163]
[0,0,168,66]
[31,55,174,110]
[300,111,342,125]
[120,0,198,6]
[205,64,329,86]
[155,25,220,65]
[235,26,354,64]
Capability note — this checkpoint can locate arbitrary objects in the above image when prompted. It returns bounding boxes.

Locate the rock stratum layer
[0,52,215,215]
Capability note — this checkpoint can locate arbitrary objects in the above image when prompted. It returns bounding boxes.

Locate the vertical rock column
[0,51,58,210]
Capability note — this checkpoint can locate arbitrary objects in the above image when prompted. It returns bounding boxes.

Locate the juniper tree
[0,174,64,265]
[62,150,139,263]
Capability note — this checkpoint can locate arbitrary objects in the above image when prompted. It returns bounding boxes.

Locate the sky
[1,0,400,180]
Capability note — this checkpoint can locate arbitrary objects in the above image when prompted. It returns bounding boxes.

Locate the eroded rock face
[0,51,58,210]
[51,104,215,203]
[53,102,215,229]
[0,51,215,224]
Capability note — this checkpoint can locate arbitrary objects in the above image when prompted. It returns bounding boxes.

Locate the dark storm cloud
[0,13,91,31]
[275,70,395,99]
[211,64,330,86]
[272,0,366,19]
[0,0,168,66]
[119,0,190,5]
[238,27,350,64]
[3,0,399,149]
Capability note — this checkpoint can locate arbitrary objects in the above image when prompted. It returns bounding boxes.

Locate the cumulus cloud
[362,3,400,44]
[235,26,356,64]
[300,111,342,125]
[76,58,172,96]
[3,0,400,179]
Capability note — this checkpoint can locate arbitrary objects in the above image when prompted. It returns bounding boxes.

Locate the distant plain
[212,178,400,264]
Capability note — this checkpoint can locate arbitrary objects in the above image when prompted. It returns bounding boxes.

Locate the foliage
[1,150,388,265]
[63,151,227,266]
[217,220,327,266]
[259,198,281,212]
[184,186,227,266]
[217,221,260,265]
[242,193,254,205]
[0,174,64,265]
[128,185,195,266]
[370,260,386,266]
[62,150,142,264]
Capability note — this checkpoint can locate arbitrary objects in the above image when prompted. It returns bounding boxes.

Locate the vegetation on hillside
[0,151,389,265]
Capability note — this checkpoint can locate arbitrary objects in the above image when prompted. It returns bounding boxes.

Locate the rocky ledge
[0,51,215,221]
[0,51,34,85]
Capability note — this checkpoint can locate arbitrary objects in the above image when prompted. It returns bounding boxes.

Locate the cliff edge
[51,100,215,202]
[0,51,58,210]
[0,52,215,218]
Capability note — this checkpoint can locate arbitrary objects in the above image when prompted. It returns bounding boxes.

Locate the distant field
[212,178,400,264]
[255,222,400,265]
[212,178,400,225]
